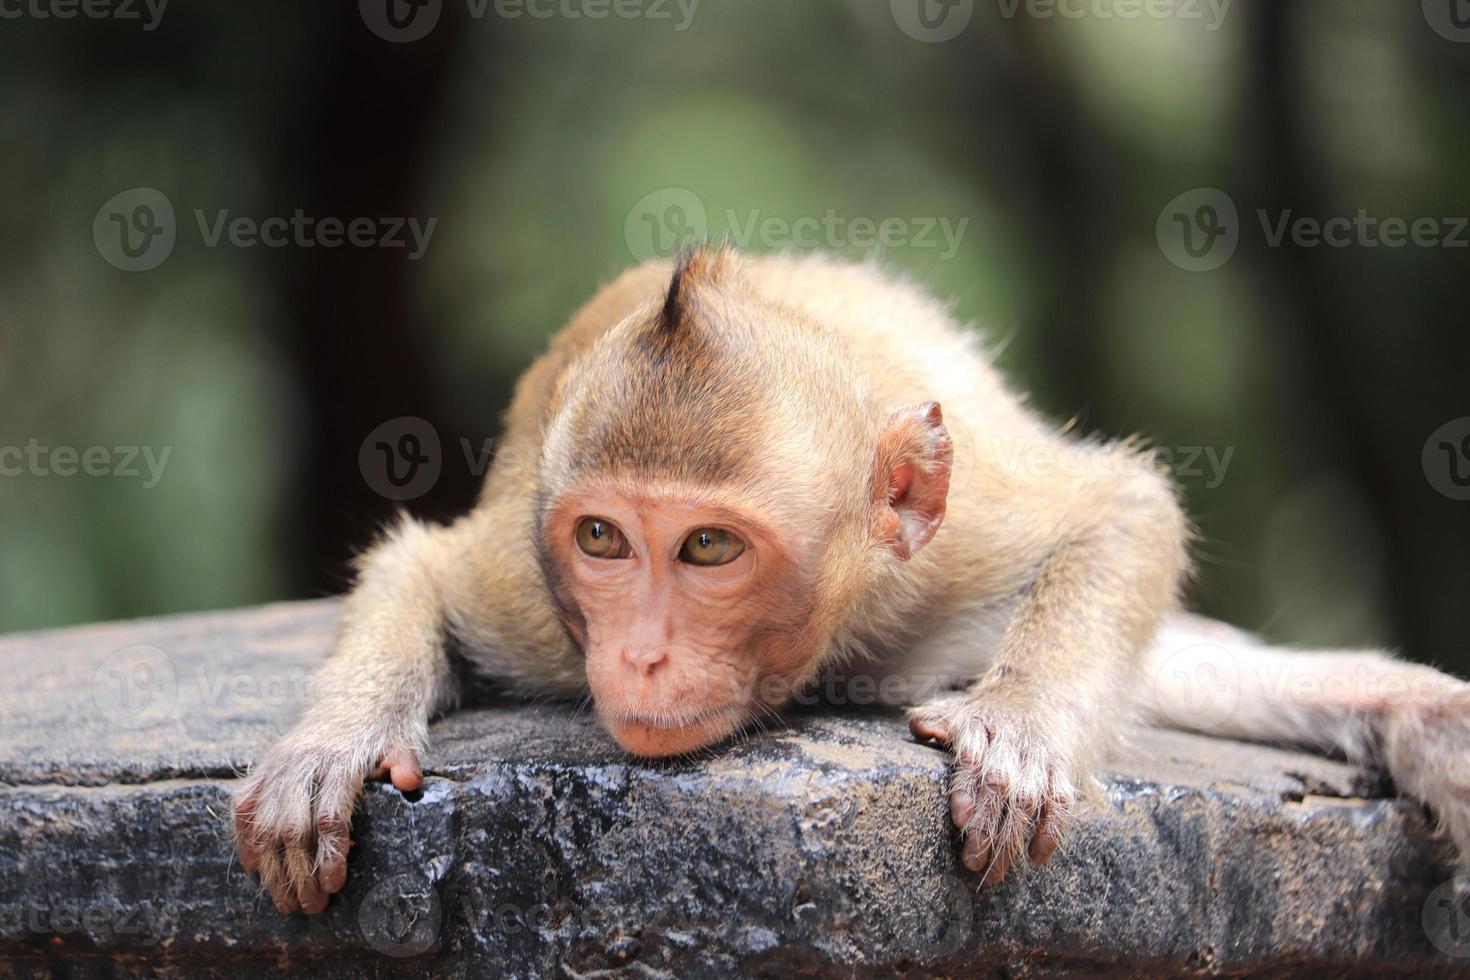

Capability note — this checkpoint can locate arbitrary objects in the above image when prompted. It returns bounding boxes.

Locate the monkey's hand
[232,729,423,914]
[908,692,1076,884]
[1382,682,1470,865]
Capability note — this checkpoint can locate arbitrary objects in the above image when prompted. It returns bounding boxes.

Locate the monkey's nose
[621,647,670,676]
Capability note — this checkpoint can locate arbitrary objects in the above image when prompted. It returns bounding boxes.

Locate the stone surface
[0,601,1466,977]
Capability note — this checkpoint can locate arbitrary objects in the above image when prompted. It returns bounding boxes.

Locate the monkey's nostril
[622,647,670,675]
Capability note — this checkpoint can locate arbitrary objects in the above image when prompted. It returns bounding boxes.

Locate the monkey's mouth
[600,705,748,758]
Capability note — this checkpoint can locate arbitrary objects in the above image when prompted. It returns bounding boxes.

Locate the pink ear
[871,402,953,560]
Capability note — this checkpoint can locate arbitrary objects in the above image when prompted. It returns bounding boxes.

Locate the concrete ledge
[0,601,1464,977]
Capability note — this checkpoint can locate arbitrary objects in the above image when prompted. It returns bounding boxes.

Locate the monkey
[233,245,1470,915]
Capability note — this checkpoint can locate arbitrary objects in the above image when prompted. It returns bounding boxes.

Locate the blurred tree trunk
[266,8,476,597]
[942,17,1136,427]
[1244,3,1470,670]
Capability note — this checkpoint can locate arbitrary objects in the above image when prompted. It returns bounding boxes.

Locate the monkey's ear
[870,402,953,560]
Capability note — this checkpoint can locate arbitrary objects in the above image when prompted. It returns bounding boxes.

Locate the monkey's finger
[961,779,1005,874]
[285,843,327,916]
[385,749,423,793]
[312,764,360,898]
[985,803,1031,885]
[369,749,424,793]
[257,847,300,915]
[315,815,352,896]
[908,715,951,746]
[297,878,328,916]
[949,789,975,831]
[984,843,1014,885]
[1028,793,1066,866]
[960,825,994,875]
[233,795,262,874]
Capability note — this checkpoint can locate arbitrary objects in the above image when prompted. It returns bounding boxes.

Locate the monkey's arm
[909,446,1189,882]
[232,264,665,916]
[231,516,467,914]
[232,489,574,915]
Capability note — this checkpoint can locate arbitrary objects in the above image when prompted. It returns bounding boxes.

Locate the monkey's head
[535,248,952,757]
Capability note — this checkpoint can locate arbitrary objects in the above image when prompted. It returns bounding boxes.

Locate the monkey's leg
[233,516,462,914]
[908,464,1190,883]
[1143,612,1470,863]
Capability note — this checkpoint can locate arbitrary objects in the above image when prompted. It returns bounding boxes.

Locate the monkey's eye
[575,518,631,559]
[679,528,745,567]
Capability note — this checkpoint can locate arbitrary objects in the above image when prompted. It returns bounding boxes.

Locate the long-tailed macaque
[235,246,1470,914]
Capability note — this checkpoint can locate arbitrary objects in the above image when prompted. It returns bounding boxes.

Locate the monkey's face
[533,250,956,757]
[541,485,820,758]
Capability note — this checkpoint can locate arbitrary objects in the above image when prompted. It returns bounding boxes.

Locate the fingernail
[950,793,975,829]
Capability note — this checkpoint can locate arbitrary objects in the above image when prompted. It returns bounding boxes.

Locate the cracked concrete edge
[1,723,1466,977]
[1,601,1468,976]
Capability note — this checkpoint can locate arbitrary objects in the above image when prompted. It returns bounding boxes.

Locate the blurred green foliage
[1,0,1466,670]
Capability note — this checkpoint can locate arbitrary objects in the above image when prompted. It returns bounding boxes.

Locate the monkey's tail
[1141,611,1470,862]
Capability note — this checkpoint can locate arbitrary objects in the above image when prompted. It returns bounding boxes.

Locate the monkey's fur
[235,246,1470,914]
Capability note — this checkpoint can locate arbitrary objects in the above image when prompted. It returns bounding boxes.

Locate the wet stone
[0,601,1464,977]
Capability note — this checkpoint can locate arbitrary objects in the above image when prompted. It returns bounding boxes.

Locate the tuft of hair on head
[655,242,735,337]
